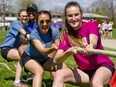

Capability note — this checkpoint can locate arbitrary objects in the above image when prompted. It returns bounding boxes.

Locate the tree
[89,0,116,21]
[0,0,12,30]
[14,0,44,12]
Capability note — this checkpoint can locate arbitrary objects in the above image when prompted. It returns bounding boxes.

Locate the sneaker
[13,82,28,87]
[26,75,34,82]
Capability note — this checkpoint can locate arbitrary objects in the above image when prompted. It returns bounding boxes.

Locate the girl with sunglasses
[17,10,66,87]
[52,1,115,87]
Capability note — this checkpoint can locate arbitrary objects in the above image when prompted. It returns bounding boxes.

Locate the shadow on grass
[42,79,53,87]
[4,76,15,81]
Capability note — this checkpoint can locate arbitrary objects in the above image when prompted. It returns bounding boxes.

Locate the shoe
[26,75,34,82]
[13,82,28,87]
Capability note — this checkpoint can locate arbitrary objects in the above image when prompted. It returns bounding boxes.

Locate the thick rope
[0,62,15,73]
[76,48,116,57]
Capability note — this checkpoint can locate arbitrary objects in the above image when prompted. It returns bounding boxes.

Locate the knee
[34,68,44,76]
[54,70,66,82]
[90,79,102,87]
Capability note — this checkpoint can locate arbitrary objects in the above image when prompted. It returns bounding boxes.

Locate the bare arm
[86,34,98,49]
[32,39,58,55]
[48,39,60,58]
[53,47,78,64]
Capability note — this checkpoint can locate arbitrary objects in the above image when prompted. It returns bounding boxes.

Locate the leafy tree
[14,0,43,12]
[0,0,12,30]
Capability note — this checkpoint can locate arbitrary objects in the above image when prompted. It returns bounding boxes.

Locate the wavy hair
[60,1,84,47]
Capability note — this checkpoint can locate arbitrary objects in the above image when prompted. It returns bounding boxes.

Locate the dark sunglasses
[39,19,51,24]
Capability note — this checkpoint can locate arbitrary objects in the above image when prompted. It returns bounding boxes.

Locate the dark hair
[36,10,51,21]
[27,3,38,12]
[36,10,52,38]
[61,1,84,47]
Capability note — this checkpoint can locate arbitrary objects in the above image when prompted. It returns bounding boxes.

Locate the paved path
[101,39,116,49]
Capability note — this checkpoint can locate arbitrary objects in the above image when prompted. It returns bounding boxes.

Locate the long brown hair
[60,1,84,47]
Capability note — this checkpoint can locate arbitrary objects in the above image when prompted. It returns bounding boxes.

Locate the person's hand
[23,38,29,44]
[86,44,93,50]
[68,47,77,55]
[68,46,83,55]
[85,44,94,55]
[26,33,30,40]
[51,43,58,50]
[20,34,29,44]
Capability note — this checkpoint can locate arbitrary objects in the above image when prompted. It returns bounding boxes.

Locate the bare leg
[52,68,89,87]
[15,61,22,82]
[43,58,67,87]
[48,51,57,80]
[7,49,20,60]
[14,44,28,82]
[90,67,112,87]
[25,60,44,87]
[18,44,28,56]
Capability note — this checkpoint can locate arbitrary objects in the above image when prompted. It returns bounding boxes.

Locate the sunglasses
[39,19,51,24]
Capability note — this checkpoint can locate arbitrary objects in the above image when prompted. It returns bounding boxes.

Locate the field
[0,28,116,87]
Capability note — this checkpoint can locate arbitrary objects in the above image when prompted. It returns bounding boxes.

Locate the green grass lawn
[0,28,116,87]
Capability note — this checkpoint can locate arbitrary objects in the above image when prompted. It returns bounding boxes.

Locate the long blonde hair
[60,1,84,48]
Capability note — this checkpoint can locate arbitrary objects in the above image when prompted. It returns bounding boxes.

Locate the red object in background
[109,71,116,87]
[94,20,99,26]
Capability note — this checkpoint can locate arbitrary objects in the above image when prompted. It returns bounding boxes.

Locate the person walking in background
[107,21,113,39]
[17,10,66,87]
[52,20,58,29]
[57,20,63,32]
[101,20,108,39]
[52,1,115,87]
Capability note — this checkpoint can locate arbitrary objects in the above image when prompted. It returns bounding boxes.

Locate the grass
[0,28,116,87]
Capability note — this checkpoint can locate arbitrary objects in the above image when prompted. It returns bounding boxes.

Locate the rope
[76,48,116,57]
[0,62,15,73]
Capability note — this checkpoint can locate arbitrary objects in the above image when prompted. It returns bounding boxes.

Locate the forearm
[89,34,98,48]
[32,40,57,55]
[54,49,73,64]
[42,47,57,55]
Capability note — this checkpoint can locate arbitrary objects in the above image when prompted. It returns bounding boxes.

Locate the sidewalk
[101,39,116,49]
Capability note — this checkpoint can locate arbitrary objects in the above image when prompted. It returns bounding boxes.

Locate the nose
[72,15,76,20]
[43,21,47,25]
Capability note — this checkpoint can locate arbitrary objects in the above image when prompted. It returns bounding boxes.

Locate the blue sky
[42,0,95,10]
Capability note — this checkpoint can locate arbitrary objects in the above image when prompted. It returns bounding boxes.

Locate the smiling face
[38,13,51,34]
[66,6,82,30]
[19,10,29,25]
